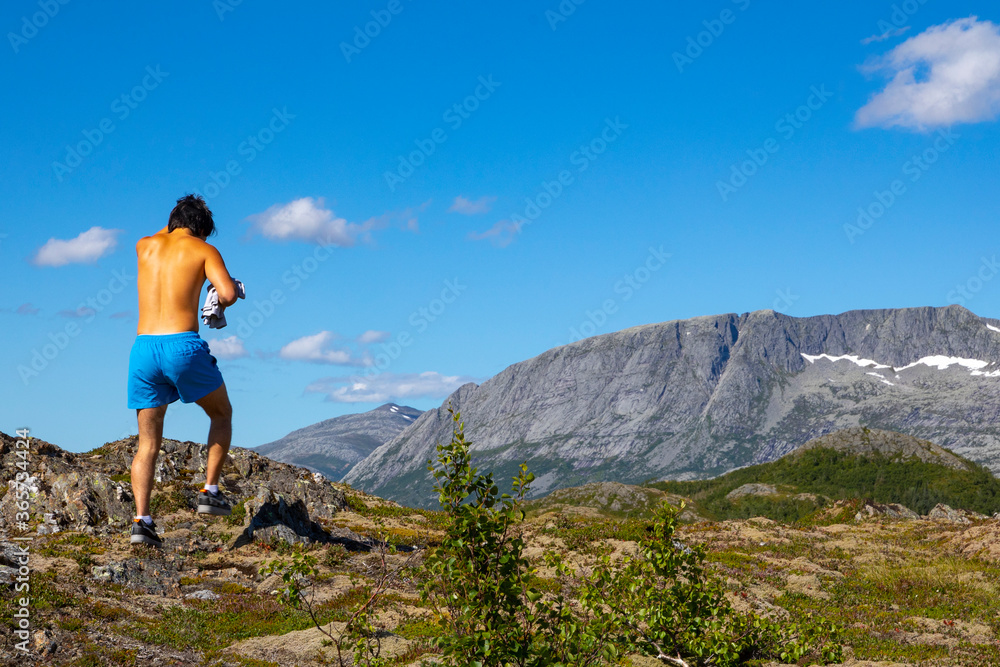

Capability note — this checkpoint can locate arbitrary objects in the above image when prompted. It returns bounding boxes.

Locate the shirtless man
[127,194,238,547]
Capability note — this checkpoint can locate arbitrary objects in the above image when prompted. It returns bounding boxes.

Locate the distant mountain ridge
[256,403,422,481]
[343,305,1000,509]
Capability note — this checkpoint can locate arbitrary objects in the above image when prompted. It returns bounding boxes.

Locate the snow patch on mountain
[801,353,890,369]
[803,352,997,377]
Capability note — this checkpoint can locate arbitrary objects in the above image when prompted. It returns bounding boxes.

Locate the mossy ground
[5,489,999,666]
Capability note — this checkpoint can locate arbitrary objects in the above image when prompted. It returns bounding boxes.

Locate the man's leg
[196,383,233,487]
[132,405,168,517]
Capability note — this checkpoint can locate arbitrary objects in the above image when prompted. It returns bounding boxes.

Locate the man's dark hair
[168,194,216,238]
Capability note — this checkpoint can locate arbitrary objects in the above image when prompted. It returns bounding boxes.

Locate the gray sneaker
[130,518,163,548]
[197,489,232,516]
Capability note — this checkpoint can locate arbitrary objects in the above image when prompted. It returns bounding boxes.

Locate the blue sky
[4,1,1000,451]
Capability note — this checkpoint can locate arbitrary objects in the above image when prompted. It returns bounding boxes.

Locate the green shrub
[418,409,844,666]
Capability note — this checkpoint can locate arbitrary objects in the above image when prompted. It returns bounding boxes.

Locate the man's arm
[204,245,238,307]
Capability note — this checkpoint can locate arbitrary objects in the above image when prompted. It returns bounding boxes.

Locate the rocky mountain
[255,403,422,481]
[343,305,1000,509]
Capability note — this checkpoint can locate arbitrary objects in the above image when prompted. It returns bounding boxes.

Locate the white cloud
[247,197,377,246]
[279,331,369,365]
[861,26,910,45]
[306,371,475,403]
[468,219,524,247]
[449,195,497,215]
[358,330,390,344]
[856,17,1000,130]
[32,226,122,267]
[208,335,248,359]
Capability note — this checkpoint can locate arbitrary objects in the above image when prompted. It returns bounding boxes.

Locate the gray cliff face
[255,403,421,481]
[342,305,1000,509]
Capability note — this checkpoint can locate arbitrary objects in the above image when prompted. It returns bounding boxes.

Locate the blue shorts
[127,332,224,409]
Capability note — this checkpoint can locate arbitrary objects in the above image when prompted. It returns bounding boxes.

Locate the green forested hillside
[646,445,1000,522]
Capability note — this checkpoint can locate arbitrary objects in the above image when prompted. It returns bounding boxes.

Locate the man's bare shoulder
[136,234,160,253]
[195,238,224,257]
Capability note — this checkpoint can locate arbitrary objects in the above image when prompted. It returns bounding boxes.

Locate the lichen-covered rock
[92,556,182,596]
[926,503,989,523]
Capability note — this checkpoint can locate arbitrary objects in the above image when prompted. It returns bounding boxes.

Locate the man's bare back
[127,194,238,548]
[136,227,237,334]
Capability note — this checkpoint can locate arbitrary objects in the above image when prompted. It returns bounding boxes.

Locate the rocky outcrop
[256,403,422,481]
[344,305,1000,509]
[226,486,371,551]
[726,483,778,500]
[854,500,921,521]
[926,503,990,523]
[788,427,974,471]
[0,432,351,548]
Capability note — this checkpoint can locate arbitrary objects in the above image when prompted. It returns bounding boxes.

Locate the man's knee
[138,406,166,422]
[209,400,233,423]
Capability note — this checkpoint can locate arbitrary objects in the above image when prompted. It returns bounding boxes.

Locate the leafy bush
[416,409,844,666]
[581,500,842,665]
